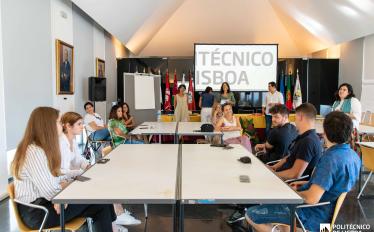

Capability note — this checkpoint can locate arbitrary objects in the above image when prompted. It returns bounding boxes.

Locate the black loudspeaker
[89,77,106,101]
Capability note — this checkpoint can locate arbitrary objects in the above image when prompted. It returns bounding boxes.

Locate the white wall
[361,34,374,112]
[51,0,75,113]
[0,0,8,200]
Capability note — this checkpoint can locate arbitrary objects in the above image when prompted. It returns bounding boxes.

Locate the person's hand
[65,169,83,180]
[268,164,277,172]
[255,144,265,152]
[289,181,306,191]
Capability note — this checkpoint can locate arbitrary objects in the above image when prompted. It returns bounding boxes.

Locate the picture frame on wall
[96,58,105,77]
[56,39,74,94]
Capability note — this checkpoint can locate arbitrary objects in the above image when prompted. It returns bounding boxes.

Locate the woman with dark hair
[199,86,215,123]
[83,101,111,141]
[12,107,117,231]
[119,102,135,129]
[174,84,189,122]
[332,83,361,128]
[108,105,144,147]
[217,82,236,105]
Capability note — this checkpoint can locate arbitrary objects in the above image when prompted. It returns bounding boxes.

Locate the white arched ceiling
[72,0,185,54]
[73,0,374,57]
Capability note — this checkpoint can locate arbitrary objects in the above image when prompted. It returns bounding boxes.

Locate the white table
[358,124,374,135]
[53,144,179,230]
[129,122,178,143]
[357,142,374,148]
[180,144,303,231]
[177,122,223,143]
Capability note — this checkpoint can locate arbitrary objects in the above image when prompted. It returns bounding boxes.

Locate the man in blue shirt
[270,103,322,180]
[245,111,361,232]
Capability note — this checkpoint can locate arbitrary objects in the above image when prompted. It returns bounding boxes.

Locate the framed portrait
[96,58,105,77]
[56,39,74,94]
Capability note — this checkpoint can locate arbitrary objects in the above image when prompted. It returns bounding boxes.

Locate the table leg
[289,205,295,232]
[173,202,177,232]
[179,203,184,232]
[159,134,161,144]
[60,203,65,232]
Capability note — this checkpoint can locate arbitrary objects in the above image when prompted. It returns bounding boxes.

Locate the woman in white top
[174,84,189,122]
[12,107,116,231]
[215,103,252,151]
[84,102,111,141]
[61,112,140,229]
[332,83,361,128]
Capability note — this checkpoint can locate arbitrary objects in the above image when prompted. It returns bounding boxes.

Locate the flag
[182,73,186,85]
[187,70,196,111]
[164,70,172,111]
[171,70,178,106]
[286,74,293,110]
[293,69,302,109]
[279,70,285,103]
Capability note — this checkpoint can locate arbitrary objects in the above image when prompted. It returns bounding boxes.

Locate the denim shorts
[246,204,291,225]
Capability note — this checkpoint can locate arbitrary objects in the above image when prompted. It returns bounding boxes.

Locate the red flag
[187,70,196,110]
[172,70,178,105]
[164,70,171,111]
[286,74,293,110]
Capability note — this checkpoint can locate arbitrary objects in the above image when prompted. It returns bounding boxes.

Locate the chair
[84,126,109,162]
[101,145,112,157]
[7,183,90,232]
[357,144,374,199]
[271,192,347,232]
[361,111,373,126]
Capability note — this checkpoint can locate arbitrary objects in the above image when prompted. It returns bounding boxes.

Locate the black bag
[200,123,214,132]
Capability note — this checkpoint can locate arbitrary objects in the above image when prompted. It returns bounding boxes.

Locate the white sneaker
[115,210,141,225]
[117,225,128,232]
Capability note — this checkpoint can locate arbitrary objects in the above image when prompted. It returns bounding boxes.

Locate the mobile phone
[223,145,234,150]
[97,158,110,164]
[239,175,250,183]
[75,175,91,182]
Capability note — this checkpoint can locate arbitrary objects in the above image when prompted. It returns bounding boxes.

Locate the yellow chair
[271,192,347,232]
[101,145,112,157]
[357,145,374,199]
[7,183,88,232]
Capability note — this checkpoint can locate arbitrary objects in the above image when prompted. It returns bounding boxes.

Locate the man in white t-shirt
[84,102,111,141]
[262,82,284,135]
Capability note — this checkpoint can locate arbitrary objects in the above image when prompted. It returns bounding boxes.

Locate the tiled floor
[1,182,373,232]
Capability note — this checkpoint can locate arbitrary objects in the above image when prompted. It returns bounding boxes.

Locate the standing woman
[215,103,252,151]
[217,82,236,106]
[12,107,116,231]
[199,86,215,123]
[174,84,189,122]
[332,83,362,128]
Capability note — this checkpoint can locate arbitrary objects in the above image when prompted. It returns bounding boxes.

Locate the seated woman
[83,102,111,141]
[108,105,144,147]
[119,102,135,129]
[215,103,252,151]
[211,102,223,126]
[12,107,116,231]
[60,112,140,229]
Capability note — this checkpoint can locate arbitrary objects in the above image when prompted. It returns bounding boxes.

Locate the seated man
[270,103,323,180]
[83,102,111,141]
[245,111,361,232]
[255,105,298,163]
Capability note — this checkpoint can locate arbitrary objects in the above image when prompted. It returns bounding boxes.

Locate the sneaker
[226,210,245,224]
[117,225,128,232]
[115,210,141,225]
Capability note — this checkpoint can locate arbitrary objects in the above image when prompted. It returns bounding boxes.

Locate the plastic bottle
[156,110,161,122]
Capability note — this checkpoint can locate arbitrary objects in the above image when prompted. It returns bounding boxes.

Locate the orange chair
[8,183,89,232]
[357,144,374,199]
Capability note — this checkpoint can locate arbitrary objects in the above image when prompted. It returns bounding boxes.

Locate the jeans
[246,204,291,225]
[90,128,111,141]
[124,139,145,144]
[265,114,272,137]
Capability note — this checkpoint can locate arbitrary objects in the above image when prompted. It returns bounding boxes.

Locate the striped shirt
[14,144,63,203]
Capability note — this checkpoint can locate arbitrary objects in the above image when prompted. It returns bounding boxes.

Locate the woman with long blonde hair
[12,107,117,231]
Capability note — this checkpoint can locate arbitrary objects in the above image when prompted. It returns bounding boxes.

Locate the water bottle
[156,110,161,122]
